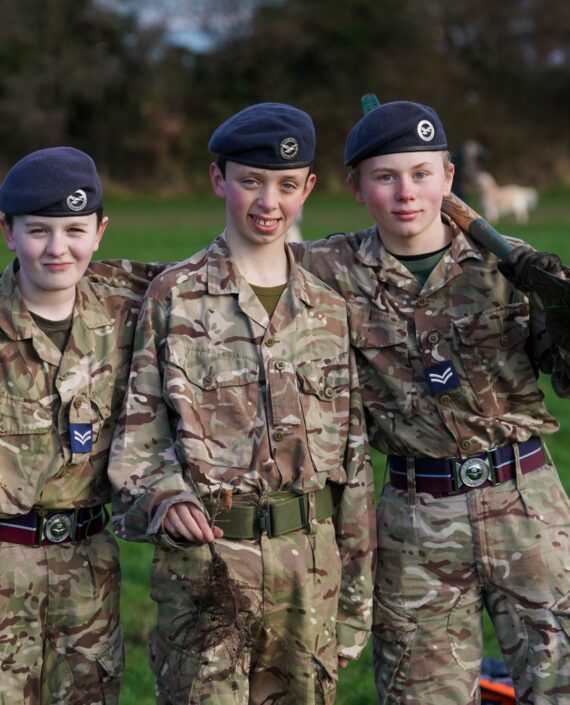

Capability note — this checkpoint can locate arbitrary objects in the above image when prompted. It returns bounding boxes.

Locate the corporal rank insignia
[424,361,460,396]
[69,423,93,453]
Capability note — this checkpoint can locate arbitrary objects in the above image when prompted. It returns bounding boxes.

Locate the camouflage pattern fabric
[291,216,570,703]
[0,259,164,513]
[0,532,123,705]
[109,235,375,685]
[291,217,570,458]
[0,259,163,702]
[374,464,570,704]
[150,520,342,705]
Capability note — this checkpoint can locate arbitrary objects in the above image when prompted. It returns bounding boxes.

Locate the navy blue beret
[345,100,447,167]
[209,102,315,169]
[0,146,103,216]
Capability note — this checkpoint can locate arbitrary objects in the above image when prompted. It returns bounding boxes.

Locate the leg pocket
[313,629,339,705]
[489,589,570,697]
[314,654,337,705]
[41,627,124,705]
[95,625,124,705]
[148,627,203,702]
[372,592,417,703]
[540,591,570,698]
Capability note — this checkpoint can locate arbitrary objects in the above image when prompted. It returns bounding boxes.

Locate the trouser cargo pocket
[372,592,417,703]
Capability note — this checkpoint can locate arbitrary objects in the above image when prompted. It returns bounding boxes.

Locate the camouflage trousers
[373,463,570,704]
[149,519,341,705]
[0,530,123,705]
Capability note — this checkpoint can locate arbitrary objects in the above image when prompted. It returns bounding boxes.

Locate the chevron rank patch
[69,423,93,453]
[424,360,460,396]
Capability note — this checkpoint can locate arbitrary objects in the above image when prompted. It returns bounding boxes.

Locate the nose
[257,185,278,211]
[396,176,415,201]
[46,231,67,257]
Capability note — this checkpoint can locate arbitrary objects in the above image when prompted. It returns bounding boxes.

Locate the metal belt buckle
[44,513,73,543]
[457,457,490,488]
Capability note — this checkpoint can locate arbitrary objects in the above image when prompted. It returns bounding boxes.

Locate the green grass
[5,190,567,703]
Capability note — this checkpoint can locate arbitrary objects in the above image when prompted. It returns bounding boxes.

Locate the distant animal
[475,171,538,224]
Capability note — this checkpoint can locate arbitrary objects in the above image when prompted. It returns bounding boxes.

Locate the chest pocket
[165,341,260,468]
[90,382,114,434]
[0,394,52,511]
[347,303,415,418]
[296,357,351,473]
[453,301,534,415]
[66,365,118,465]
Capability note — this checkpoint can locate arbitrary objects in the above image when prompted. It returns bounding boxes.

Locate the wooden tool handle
[442,192,513,261]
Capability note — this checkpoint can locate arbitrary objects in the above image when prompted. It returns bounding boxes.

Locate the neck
[17,278,76,320]
[380,218,452,257]
[26,295,75,321]
[225,234,289,286]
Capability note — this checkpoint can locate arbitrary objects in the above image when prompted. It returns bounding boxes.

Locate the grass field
[6,189,568,704]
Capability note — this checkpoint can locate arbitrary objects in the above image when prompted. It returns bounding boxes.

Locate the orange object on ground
[481,678,516,704]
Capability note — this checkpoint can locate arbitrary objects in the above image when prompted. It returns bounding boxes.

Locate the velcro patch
[424,361,460,395]
[69,423,93,453]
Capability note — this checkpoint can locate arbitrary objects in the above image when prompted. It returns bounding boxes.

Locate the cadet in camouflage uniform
[291,100,570,704]
[0,147,163,705]
[109,103,374,705]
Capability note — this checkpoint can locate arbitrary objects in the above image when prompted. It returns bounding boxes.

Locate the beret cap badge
[417,120,435,142]
[66,189,88,212]
[280,137,299,161]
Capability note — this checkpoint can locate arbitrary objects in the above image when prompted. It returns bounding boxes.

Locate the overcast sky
[98,0,275,52]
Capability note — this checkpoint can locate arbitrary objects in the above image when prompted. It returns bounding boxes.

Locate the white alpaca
[475,171,538,224]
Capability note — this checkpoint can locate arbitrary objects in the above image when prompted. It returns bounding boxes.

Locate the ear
[92,215,109,252]
[443,162,455,197]
[0,217,17,252]
[346,172,365,205]
[300,172,317,203]
[210,162,226,198]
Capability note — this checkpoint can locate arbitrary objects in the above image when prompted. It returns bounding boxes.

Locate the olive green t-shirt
[250,282,287,318]
[392,244,451,287]
[30,311,73,353]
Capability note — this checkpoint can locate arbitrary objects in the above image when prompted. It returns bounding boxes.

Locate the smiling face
[348,151,454,255]
[1,213,108,306]
[210,160,316,250]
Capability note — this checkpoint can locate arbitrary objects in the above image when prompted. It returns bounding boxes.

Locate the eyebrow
[243,169,304,179]
[23,220,52,227]
[370,161,433,173]
[23,219,89,228]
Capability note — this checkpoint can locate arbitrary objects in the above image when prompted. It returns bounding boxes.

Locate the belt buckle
[456,457,490,489]
[44,513,73,543]
[256,503,273,538]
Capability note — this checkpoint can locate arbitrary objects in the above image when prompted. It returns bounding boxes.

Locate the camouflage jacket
[109,235,374,656]
[0,259,162,516]
[291,216,570,457]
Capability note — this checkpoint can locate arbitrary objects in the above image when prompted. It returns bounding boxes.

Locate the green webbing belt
[202,483,341,539]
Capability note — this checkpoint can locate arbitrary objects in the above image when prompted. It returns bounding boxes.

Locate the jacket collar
[354,214,484,292]
[205,233,314,309]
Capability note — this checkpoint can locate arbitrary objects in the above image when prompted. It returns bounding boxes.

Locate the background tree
[0,1,150,177]
[0,0,569,191]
